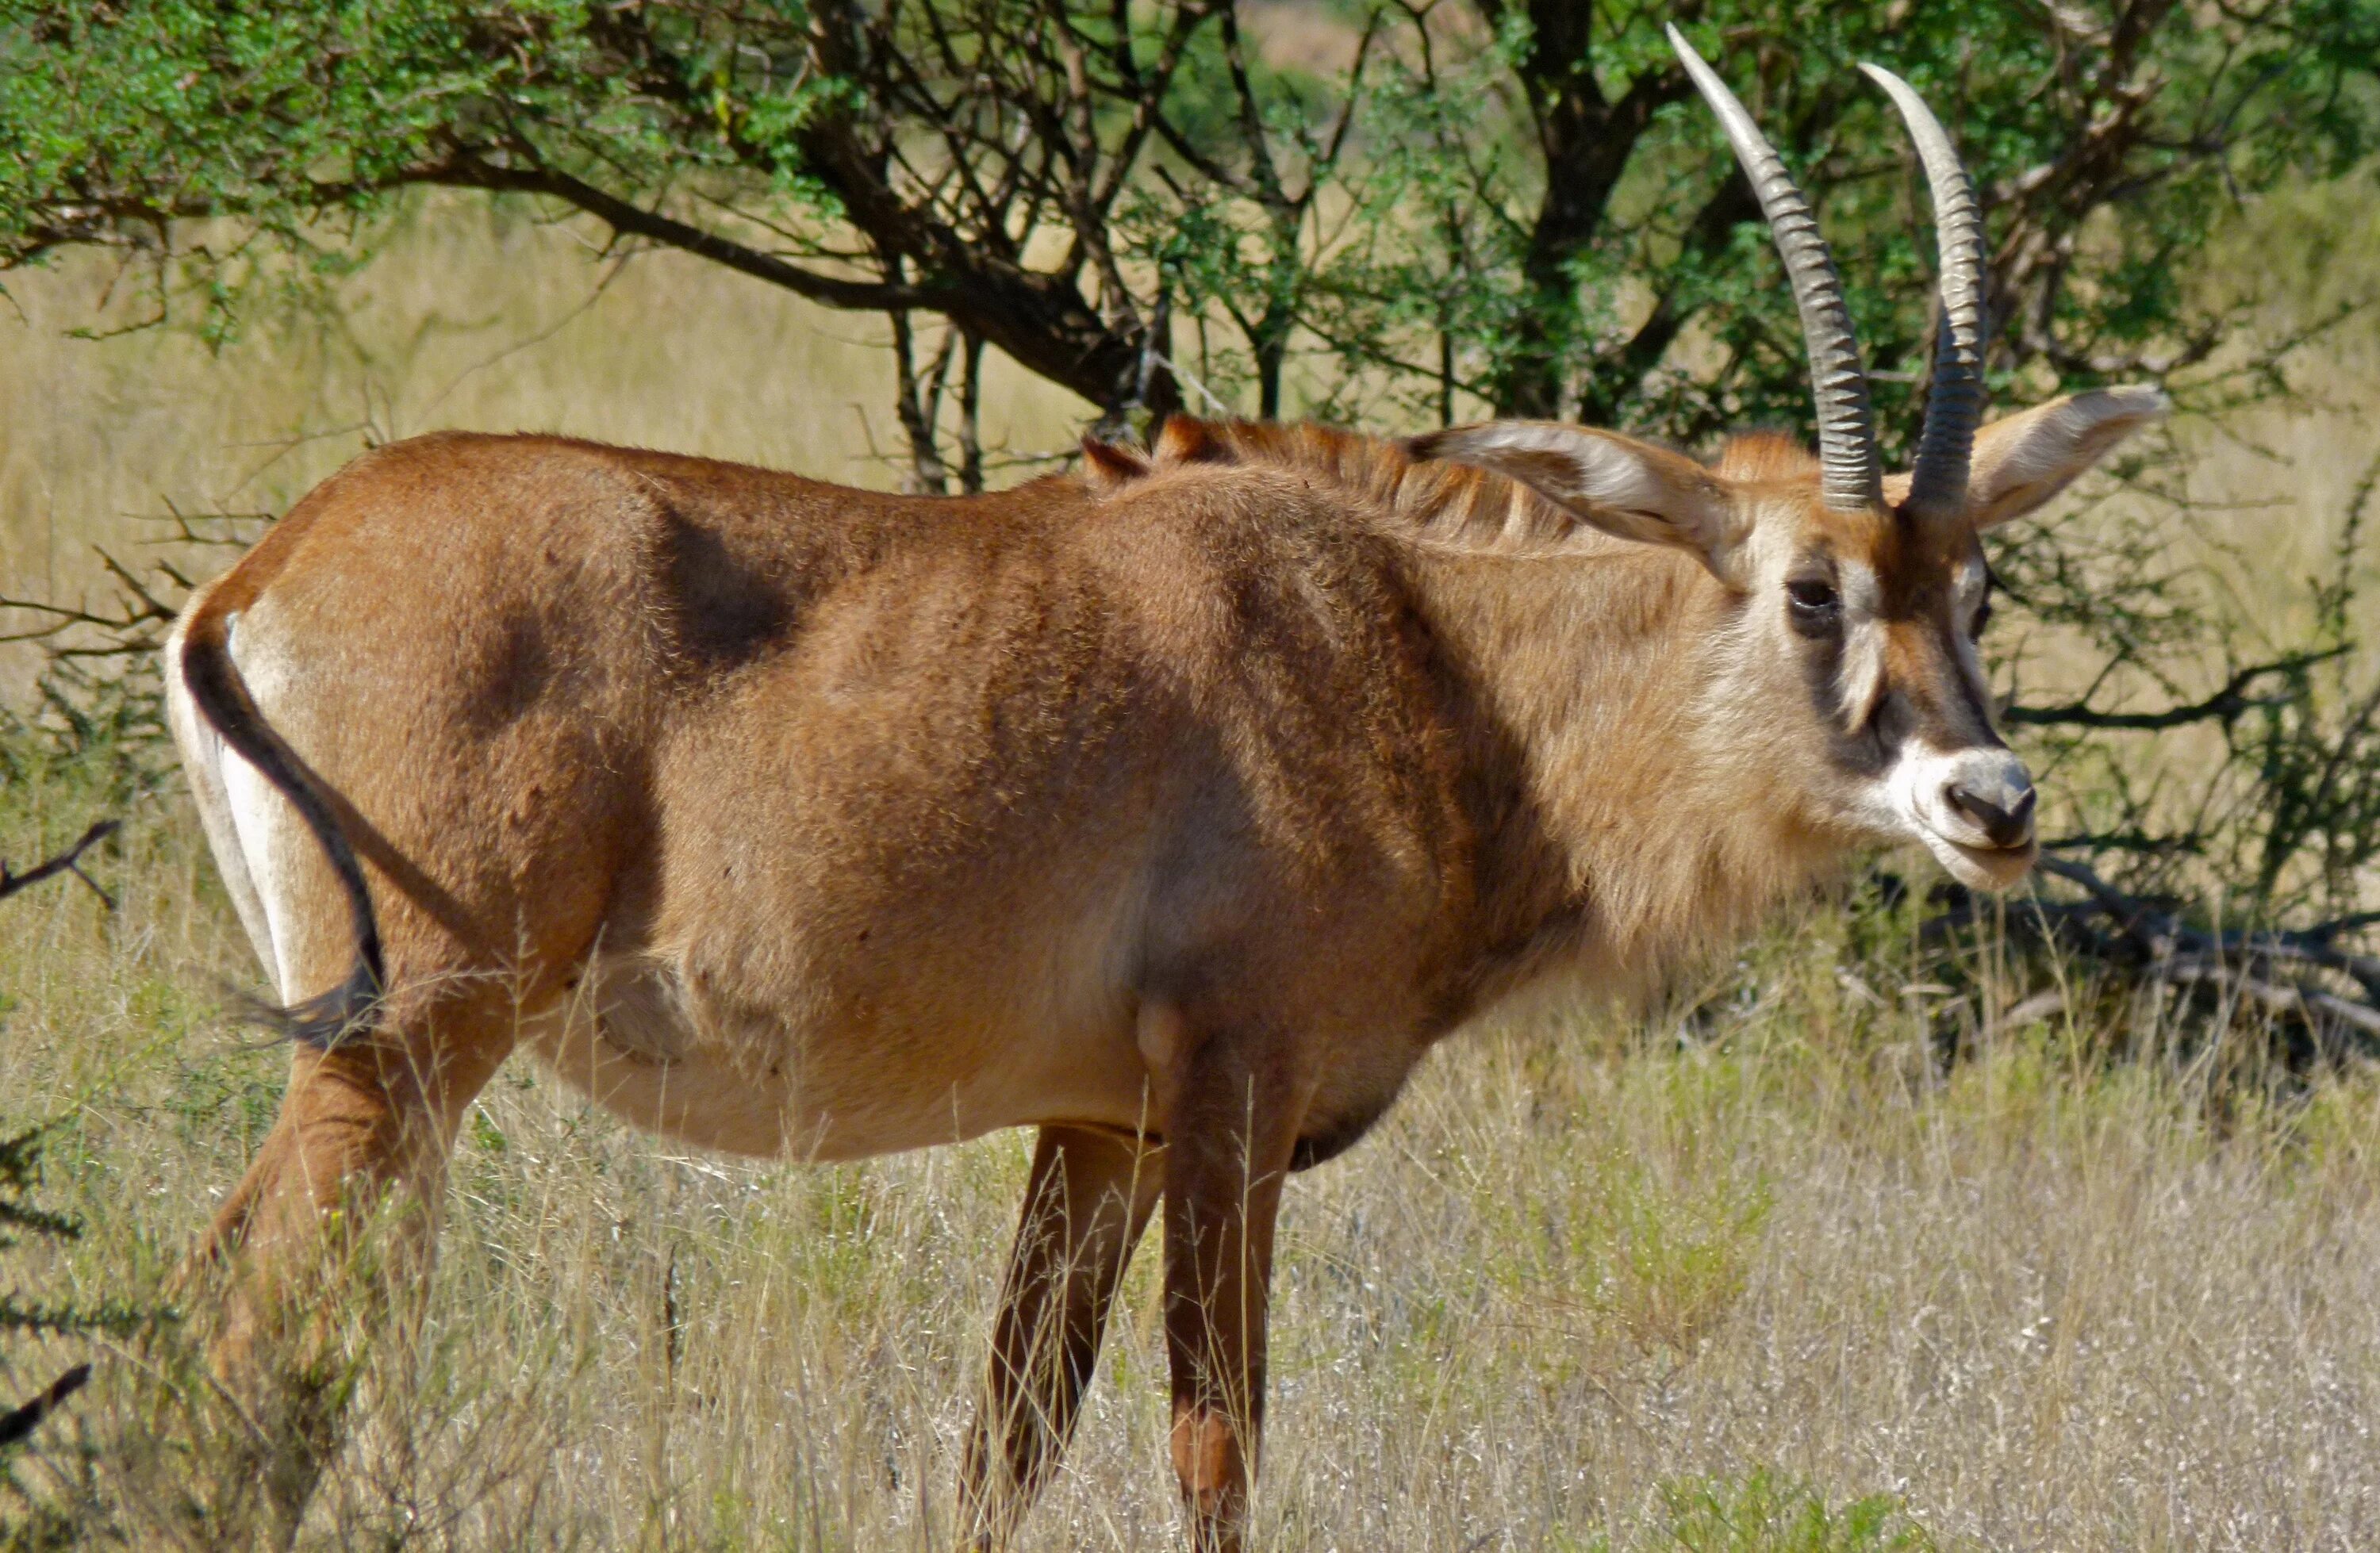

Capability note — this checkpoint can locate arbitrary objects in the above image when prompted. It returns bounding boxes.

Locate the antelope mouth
[1922,829,2039,892]
[1887,746,2040,892]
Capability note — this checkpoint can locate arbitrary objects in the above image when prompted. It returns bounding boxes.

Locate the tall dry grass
[4,768,2380,1550]
[0,189,2378,1549]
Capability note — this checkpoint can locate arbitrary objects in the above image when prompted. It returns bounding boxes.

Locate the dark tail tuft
[228,965,382,1049]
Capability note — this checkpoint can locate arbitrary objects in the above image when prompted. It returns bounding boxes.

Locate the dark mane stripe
[1134,417,1618,557]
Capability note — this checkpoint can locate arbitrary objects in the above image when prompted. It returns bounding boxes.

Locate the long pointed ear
[1919,386,2170,528]
[1408,421,1746,578]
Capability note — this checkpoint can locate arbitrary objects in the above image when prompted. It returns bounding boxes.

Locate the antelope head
[1413,27,2166,891]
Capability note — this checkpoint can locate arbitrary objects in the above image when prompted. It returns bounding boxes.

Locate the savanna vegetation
[2,1,2380,1547]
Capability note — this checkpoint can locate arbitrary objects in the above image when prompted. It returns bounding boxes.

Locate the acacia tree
[2,1,2374,484]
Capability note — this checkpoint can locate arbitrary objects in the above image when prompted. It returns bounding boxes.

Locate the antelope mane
[1092,416,1828,561]
[1088,417,1623,558]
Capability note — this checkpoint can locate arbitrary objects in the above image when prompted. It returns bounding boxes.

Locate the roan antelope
[163,28,2161,1549]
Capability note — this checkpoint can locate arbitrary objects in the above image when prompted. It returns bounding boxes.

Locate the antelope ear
[1957,386,2169,528]
[1408,421,1745,578]
[1079,435,1151,492]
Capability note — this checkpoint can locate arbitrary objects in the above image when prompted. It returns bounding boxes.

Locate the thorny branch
[1932,853,2380,1059]
[0,821,120,911]
[2004,646,2354,730]
[0,819,127,1459]
[10,1,2366,454]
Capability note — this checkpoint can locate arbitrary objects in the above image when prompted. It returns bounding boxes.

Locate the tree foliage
[4,1,2376,483]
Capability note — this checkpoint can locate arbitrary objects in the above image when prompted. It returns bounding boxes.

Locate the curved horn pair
[1664,24,1987,519]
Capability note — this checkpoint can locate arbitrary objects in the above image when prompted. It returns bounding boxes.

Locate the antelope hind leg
[192,1010,509,1546]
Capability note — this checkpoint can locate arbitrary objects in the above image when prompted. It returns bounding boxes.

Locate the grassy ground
[2,191,2378,1549]
[3,744,2379,1551]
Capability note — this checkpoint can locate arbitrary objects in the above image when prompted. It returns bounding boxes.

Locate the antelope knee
[1169,1400,1248,1517]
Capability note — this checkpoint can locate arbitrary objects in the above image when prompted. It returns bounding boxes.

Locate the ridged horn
[1667,23,1880,512]
[1862,63,1989,520]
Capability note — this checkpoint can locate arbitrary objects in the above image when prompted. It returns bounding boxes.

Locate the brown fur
[164,396,2156,1547]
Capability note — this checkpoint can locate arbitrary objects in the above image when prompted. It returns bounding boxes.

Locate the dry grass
[4,771,2380,1551]
[2,193,2378,1549]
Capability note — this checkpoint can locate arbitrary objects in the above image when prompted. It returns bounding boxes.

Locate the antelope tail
[177,591,384,1048]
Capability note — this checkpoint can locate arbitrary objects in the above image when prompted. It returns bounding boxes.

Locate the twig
[0,1363,89,1449]
[0,822,121,911]
[0,592,171,646]
[2004,646,2352,730]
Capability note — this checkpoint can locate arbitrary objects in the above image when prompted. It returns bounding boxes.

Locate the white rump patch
[163,612,297,999]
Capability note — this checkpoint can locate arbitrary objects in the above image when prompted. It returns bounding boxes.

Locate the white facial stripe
[1835,559,1885,730]
[1947,558,1994,724]
[1951,622,1990,718]
[1953,558,1987,625]
[1840,558,1883,615]
[1952,558,1986,605]
[1838,622,1885,730]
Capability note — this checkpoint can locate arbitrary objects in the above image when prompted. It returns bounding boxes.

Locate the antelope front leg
[961,1124,1162,1549]
[1161,1042,1303,1553]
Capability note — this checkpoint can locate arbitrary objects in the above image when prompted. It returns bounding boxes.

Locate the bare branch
[0,1363,90,1450]
[433,156,920,313]
[0,822,120,911]
[1931,853,2380,1055]
[2003,647,2352,731]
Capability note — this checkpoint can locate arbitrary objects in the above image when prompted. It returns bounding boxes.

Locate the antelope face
[1717,434,2070,889]
[1409,30,2180,889]
[1417,27,2169,892]
[1780,504,2032,888]
[1418,389,2163,891]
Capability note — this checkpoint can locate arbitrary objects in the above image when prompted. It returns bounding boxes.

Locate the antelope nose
[1944,768,2036,849]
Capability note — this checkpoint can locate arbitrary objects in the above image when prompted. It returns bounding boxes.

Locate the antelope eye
[1786,577,1841,634]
